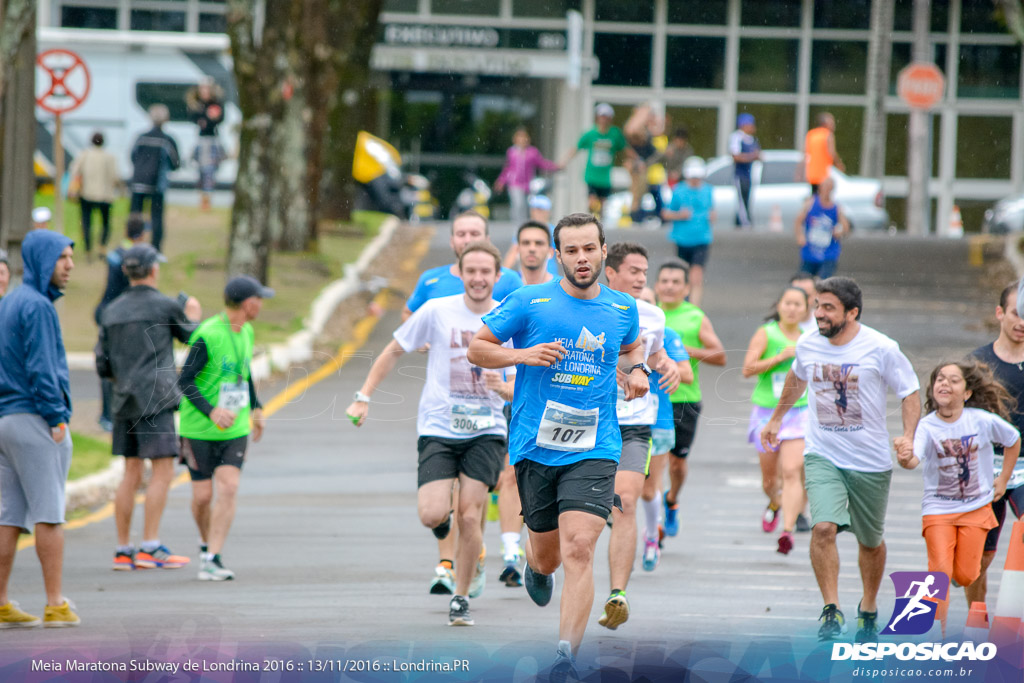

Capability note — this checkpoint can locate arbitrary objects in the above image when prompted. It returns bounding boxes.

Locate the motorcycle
[450,171,492,219]
[352,131,438,221]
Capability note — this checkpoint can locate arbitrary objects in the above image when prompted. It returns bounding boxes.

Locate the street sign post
[35,49,91,232]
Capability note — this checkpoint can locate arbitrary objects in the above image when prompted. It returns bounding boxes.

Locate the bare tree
[0,0,36,255]
[861,0,894,179]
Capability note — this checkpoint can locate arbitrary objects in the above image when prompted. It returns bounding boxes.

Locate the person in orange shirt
[801,113,844,193]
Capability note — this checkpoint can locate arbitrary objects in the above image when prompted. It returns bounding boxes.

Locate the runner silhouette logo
[881,571,950,635]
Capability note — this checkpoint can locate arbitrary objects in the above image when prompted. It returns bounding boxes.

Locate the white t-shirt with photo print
[913,408,1020,516]
[392,294,513,440]
[792,324,920,472]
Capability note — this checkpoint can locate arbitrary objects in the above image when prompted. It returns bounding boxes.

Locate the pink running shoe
[762,506,779,533]
[777,531,794,555]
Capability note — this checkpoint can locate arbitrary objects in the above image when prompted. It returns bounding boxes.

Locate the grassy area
[68,431,113,481]
[40,194,379,352]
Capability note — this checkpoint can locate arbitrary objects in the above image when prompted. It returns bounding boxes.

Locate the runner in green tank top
[742,286,810,555]
[178,276,272,582]
[654,261,726,538]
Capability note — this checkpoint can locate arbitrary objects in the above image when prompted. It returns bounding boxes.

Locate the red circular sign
[36,49,91,115]
[897,62,945,110]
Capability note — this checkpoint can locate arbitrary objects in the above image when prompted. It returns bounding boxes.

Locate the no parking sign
[36,48,91,115]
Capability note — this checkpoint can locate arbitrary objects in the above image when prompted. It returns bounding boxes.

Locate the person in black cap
[178,275,272,581]
[96,242,201,572]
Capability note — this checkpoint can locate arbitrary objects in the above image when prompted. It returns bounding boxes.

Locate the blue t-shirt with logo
[653,327,690,430]
[407,264,524,313]
[800,196,842,264]
[482,280,640,466]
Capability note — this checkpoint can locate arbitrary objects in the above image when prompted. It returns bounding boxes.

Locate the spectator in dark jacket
[96,243,200,571]
[0,229,80,628]
[129,104,179,253]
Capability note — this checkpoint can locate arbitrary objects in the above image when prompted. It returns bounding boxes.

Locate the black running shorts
[514,458,617,533]
[417,435,506,489]
[181,436,248,481]
[984,487,1024,552]
[112,411,179,459]
[671,401,702,459]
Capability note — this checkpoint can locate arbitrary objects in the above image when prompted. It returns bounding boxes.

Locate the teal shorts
[651,428,675,456]
[804,453,892,548]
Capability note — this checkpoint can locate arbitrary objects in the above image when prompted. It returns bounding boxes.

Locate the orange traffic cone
[964,602,989,643]
[948,204,964,238]
[990,520,1024,645]
[770,205,784,233]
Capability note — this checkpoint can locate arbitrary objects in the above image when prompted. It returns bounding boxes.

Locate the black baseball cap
[224,275,275,304]
[122,244,166,276]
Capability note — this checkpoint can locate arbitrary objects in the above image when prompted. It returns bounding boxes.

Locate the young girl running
[743,286,810,555]
[899,360,1020,634]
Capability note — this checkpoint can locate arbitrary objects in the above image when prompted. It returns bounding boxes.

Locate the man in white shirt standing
[762,277,920,643]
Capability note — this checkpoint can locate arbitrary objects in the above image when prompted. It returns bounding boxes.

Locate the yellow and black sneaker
[817,603,847,641]
[0,601,41,629]
[598,590,630,630]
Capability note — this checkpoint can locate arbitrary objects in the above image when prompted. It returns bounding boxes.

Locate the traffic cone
[770,205,784,233]
[964,602,989,643]
[947,204,964,238]
[990,520,1024,645]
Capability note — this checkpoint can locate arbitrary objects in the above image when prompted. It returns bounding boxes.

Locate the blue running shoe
[524,564,554,607]
[663,493,679,537]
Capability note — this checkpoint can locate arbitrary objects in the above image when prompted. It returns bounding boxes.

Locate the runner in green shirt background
[560,103,630,216]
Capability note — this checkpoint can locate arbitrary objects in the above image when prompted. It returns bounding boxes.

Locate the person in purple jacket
[494,127,559,226]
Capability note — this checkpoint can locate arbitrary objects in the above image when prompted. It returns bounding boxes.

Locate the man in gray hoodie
[0,229,80,628]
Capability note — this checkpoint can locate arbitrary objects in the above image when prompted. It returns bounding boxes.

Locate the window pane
[960,0,1004,34]
[431,0,500,16]
[513,0,581,18]
[665,36,725,89]
[735,103,796,149]
[595,0,653,22]
[198,13,226,33]
[957,116,1012,178]
[135,83,192,122]
[384,0,419,11]
[664,106,718,159]
[811,41,868,95]
[667,0,727,24]
[958,45,1021,99]
[738,39,798,92]
[885,113,941,177]
[742,0,801,27]
[760,160,800,184]
[595,33,652,86]
[808,105,863,174]
[61,7,117,29]
[130,10,186,32]
[814,0,871,29]
[893,0,949,32]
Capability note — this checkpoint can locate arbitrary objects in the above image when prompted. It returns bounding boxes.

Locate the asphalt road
[0,224,1011,680]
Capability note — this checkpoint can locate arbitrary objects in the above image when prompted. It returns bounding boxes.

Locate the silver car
[703,150,890,233]
[982,195,1024,234]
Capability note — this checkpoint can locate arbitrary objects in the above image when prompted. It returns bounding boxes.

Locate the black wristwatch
[630,363,652,377]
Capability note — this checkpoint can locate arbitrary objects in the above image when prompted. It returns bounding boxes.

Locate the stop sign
[898,62,945,110]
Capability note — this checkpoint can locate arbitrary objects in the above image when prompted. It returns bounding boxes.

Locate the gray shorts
[0,414,73,531]
[618,425,652,475]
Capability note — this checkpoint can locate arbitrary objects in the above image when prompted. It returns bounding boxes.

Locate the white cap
[32,207,52,223]
[594,103,614,118]
[683,156,707,180]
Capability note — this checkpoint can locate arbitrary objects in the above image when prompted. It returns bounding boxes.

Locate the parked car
[983,194,1024,234]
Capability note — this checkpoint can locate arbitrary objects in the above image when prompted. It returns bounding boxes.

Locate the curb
[63,216,403,508]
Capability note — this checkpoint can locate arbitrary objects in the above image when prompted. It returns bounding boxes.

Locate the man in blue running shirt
[469,212,648,674]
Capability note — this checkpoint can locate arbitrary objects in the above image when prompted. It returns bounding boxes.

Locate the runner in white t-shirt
[599,242,682,630]
[761,276,920,644]
[346,242,515,628]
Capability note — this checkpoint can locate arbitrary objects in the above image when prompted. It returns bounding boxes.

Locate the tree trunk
[861,0,894,179]
[906,0,931,236]
[0,0,36,259]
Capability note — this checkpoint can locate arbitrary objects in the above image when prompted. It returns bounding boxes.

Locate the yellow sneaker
[43,599,80,628]
[0,601,41,629]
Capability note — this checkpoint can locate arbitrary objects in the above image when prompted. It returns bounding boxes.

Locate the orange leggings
[922,507,998,624]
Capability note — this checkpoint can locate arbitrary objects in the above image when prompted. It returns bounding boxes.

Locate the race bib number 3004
[536,401,598,452]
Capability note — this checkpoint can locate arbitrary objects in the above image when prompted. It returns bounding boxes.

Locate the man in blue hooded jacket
[0,229,80,628]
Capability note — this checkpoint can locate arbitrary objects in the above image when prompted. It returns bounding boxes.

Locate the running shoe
[550,640,579,683]
[777,532,794,555]
[112,549,135,571]
[468,555,486,599]
[43,599,80,628]
[0,601,41,629]
[135,545,190,569]
[855,602,879,643]
[429,564,455,595]
[448,595,474,626]
[598,590,630,630]
[524,564,554,607]
[762,505,779,533]
[642,539,660,571]
[431,511,453,540]
[817,604,847,641]
[197,554,235,581]
[499,556,523,587]
[487,493,499,522]
[795,513,811,532]
[663,493,679,537]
